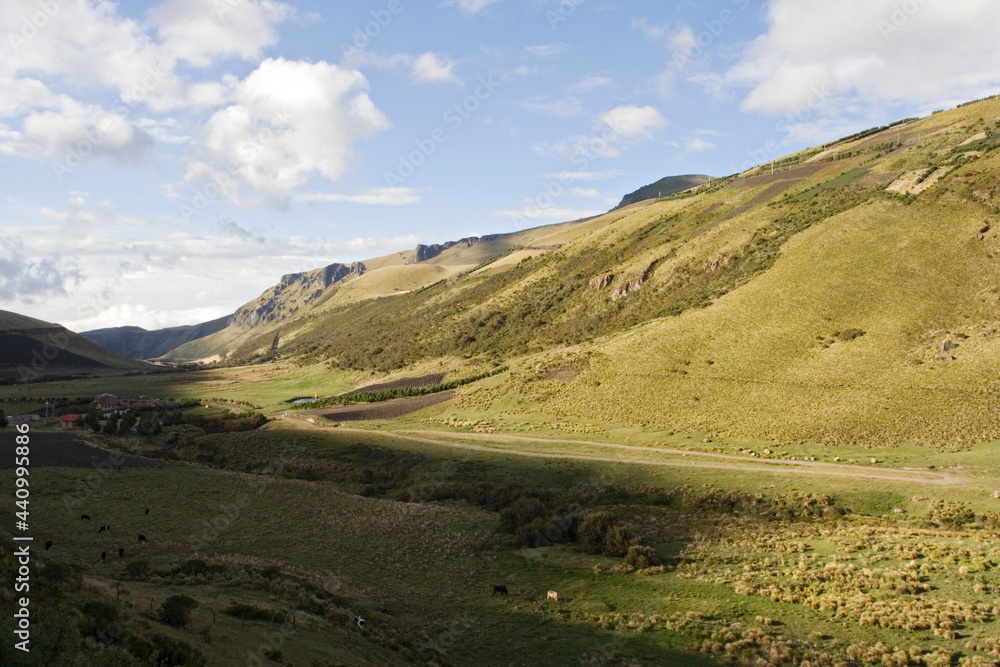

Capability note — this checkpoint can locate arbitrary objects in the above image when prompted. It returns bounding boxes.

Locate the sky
[1,0,999,333]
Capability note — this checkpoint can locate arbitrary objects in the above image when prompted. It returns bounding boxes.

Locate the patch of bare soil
[315,391,455,422]
[346,373,446,396]
[0,432,162,468]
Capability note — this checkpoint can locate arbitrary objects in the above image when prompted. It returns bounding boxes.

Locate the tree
[83,412,101,433]
[0,409,7,429]
[158,595,197,628]
[117,413,136,436]
[103,413,119,435]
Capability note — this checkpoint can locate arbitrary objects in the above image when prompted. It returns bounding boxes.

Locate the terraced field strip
[339,427,968,486]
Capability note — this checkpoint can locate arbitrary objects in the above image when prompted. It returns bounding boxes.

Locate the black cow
[81,515,90,520]
[355,617,366,631]
[137,534,146,543]
[492,584,508,596]
[44,540,53,551]
[101,552,106,562]
[145,508,150,515]
[119,547,125,558]
[99,525,109,533]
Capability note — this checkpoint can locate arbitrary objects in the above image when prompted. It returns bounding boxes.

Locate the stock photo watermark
[546,0,585,29]
[672,0,752,71]
[877,0,927,39]
[339,0,405,57]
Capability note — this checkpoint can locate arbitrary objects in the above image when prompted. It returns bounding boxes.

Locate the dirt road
[277,414,969,486]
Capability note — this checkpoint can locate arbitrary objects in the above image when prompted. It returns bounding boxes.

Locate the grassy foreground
[7,410,1000,665]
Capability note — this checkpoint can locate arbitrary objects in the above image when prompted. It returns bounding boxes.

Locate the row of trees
[81,411,162,437]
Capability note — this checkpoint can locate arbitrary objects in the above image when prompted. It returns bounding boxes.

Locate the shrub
[624,545,661,569]
[159,595,198,628]
[124,561,150,580]
[150,634,206,667]
[925,499,975,528]
[224,603,287,625]
[578,511,616,554]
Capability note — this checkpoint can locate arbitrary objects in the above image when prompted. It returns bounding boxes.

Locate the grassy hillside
[208,95,1000,447]
[615,174,714,209]
[0,310,155,383]
[82,315,231,360]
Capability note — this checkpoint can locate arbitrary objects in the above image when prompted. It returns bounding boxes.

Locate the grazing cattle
[137,534,146,543]
[99,525,109,533]
[492,584,508,596]
[547,590,558,601]
[44,540,53,551]
[101,552,106,562]
[119,547,125,558]
[145,508,150,515]
[81,515,90,520]
[355,617,365,631]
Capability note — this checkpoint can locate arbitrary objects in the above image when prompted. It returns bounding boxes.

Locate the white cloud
[567,76,614,94]
[525,43,569,58]
[441,0,503,14]
[148,0,293,68]
[411,52,461,84]
[632,17,669,40]
[519,96,582,117]
[534,105,667,159]
[1,197,427,330]
[683,136,717,154]
[187,58,390,202]
[0,235,81,304]
[294,188,421,205]
[725,0,1000,117]
[21,105,154,166]
[598,105,668,139]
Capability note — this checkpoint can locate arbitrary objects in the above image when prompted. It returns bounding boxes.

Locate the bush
[925,499,975,528]
[150,634,206,666]
[224,604,287,625]
[624,545,661,569]
[124,561,150,580]
[159,595,197,628]
[578,511,616,554]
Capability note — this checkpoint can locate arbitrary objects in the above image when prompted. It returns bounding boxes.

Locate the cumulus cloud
[0,237,81,303]
[410,52,461,84]
[599,105,668,139]
[533,105,668,159]
[23,105,154,167]
[186,58,390,202]
[725,0,1000,117]
[148,0,293,68]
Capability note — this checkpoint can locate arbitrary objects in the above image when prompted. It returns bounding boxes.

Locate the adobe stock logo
[877,0,926,40]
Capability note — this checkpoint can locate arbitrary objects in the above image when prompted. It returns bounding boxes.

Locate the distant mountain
[156,221,594,363]
[82,315,231,360]
[0,310,155,383]
[615,174,713,209]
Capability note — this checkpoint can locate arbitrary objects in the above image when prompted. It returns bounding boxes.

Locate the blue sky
[1,0,999,331]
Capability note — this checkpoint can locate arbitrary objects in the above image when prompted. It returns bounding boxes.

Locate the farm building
[60,414,83,429]
[92,393,122,409]
[122,395,160,408]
